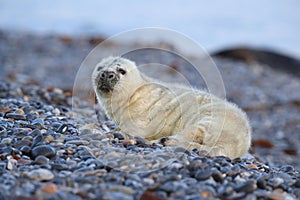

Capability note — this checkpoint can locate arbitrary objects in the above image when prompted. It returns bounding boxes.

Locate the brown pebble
[168,61,179,73]
[99,133,114,139]
[140,190,162,200]
[89,37,104,45]
[283,148,298,155]
[76,192,90,199]
[201,191,213,198]
[44,135,54,143]
[15,109,25,115]
[150,173,158,180]
[197,150,210,157]
[248,164,258,169]
[122,139,136,146]
[11,153,21,160]
[0,108,10,113]
[58,36,73,45]
[252,139,273,148]
[41,183,57,194]
[63,89,73,97]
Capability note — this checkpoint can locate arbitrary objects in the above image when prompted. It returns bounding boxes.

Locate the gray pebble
[31,145,56,159]
[25,113,38,121]
[51,163,69,170]
[269,177,284,188]
[5,113,26,120]
[29,129,42,137]
[0,60,300,200]
[195,169,213,181]
[66,140,89,146]
[14,139,31,149]
[31,133,44,147]
[234,180,257,193]
[217,185,234,196]
[31,118,45,129]
[81,133,104,140]
[51,122,62,129]
[280,165,295,173]
[33,155,49,165]
[160,181,187,193]
[1,138,12,145]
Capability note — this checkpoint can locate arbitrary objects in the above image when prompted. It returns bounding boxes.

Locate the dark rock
[14,139,31,149]
[213,47,300,77]
[134,137,147,147]
[51,163,69,171]
[234,180,257,193]
[211,169,224,183]
[29,129,42,137]
[31,145,56,159]
[195,169,213,181]
[51,122,62,129]
[31,132,44,147]
[57,124,68,133]
[295,180,300,188]
[227,165,240,176]
[113,132,125,140]
[5,113,26,120]
[217,185,234,196]
[279,165,295,173]
[160,181,186,193]
[20,145,31,156]
[257,175,268,189]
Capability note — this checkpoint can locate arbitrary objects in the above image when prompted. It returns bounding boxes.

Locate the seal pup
[92,56,251,158]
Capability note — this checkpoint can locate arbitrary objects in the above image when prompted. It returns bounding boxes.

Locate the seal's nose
[100,71,116,81]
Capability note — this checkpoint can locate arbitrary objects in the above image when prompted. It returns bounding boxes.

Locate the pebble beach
[0,30,299,199]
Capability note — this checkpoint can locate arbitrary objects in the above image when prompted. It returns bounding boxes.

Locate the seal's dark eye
[97,66,102,71]
[117,68,126,75]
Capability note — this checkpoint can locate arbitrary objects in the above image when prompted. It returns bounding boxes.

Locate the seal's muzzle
[97,71,120,93]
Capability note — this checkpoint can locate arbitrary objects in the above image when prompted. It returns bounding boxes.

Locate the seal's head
[92,56,137,95]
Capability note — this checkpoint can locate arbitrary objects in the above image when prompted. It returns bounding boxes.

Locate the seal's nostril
[99,71,116,81]
[108,74,114,79]
[101,73,106,78]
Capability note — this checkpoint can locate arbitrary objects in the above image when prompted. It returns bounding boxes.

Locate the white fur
[92,57,251,158]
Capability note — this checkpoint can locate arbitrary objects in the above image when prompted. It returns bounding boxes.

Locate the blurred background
[0,0,299,170]
[0,0,300,58]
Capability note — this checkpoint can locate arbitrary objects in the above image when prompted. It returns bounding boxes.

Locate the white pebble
[1,138,12,145]
[27,169,54,181]
[7,159,17,170]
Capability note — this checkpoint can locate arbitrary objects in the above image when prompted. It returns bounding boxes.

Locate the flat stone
[27,168,54,181]
[5,113,26,120]
[66,140,89,145]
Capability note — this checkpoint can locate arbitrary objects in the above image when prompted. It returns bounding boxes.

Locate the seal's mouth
[98,84,113,93]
